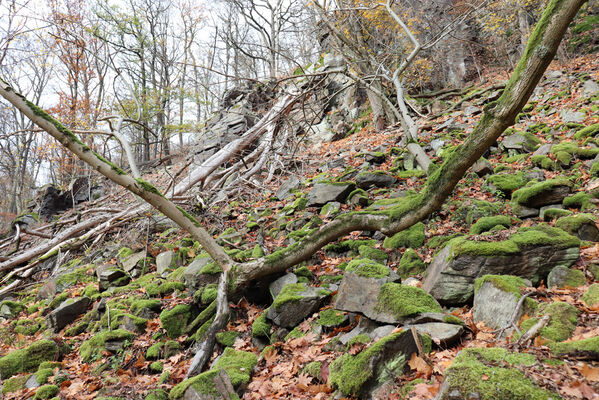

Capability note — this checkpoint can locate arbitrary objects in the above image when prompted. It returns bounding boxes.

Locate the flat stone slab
[411,322,464,346]
[473,280,523,331]
[306,182,356,207]
[47,297,91,333]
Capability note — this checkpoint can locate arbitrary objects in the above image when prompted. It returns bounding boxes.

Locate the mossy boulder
[266,283,330,328]
[328,330,430,397]
[318,309,347,329]
[335,269,441,324]
[0,300,25,318]
[530,155,558,171]
[0,340,58,379]
[562,192,592,210]
[216,331,240,347]
[79,329,135,362]
[469,216,512,235]
[423,225,580,304]
[251,312,271,338]
[518,302,579,343]
[511,178,572,208]
[583,283,599,307]
[551,336,599,360]
[438,347,557,400]
[345,258,391,279]
[358,245,387,263]
[547,266,586,289]
[169,348,257,399]
[160,304,192,339]
[383,222,425,249]
[486,172,528,197]
[2,374,30,394]
[397,249,425,279]
[555,213,599,241]
[33,384,59,399]
[456,200,501,225]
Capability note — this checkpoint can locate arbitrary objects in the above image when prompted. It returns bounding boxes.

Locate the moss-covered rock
[0,300,25,318]
[469,216,512,235]
[440,347,556,400]
[383,222,425,249]
[376,283,441,319]
[551,336,599,359]
[547,266,586,289]
[518,302,579,342]
[397,249,425,279]
[456,200,501,225]
[583,283,599,307]
[551,141,599,159]
[160,305,191,339]
[358,245,388,263]
[328,330,430,396]
[345,258,390,278]
[169,348,257,399]
[486,172,528,197]
[530,155,558,171]
[423,225,580,304]
[251,312,271,338]
[145,389,169,400]
[2,374,31,394]
[563,192,592,209]
[216,331,240,347]
[555,213,599,241]
[149,361,164,373]
[33,384,59,399]
[302,361,323,379]
[0,340,59,379]
[267,283,330,328]
[511,178,572,208]
[573,123,599,139]
[79,329,135,362]
[317,309,346,328]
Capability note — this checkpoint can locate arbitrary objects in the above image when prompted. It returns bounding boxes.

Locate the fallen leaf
[578,364,599,382]
[408,353,433,378]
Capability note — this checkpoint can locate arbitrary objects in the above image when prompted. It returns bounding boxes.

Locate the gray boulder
[561,109,586,123]
[306,182,356,207]
[119,251,146,276]
[471,159,493,177]
[269,273,298,300]
[512,179,571,208]
[472,275,533,334]
[46,297,91,333]
[423,226,580,305]
[411,322,464,346]
[355,172,397,189]
[156,251,175,277]
[275,176,300,200]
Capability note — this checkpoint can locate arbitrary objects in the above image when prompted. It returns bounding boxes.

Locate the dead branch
[515,314,551,349]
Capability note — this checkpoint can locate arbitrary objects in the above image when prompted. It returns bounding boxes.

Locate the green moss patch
[531,155,557,171]
[563,192,592,209]
[0,340,59,379]
[574,123,599,140]
[519,302,579,343]
[318,309,346,328]
[583,283,599,307]
[486,172,528,196]
[469,216,512,235]
[511,178,572,206]
[383,222,425,249]
[251,312,271,338]
[160,304,192,339]
[345,258,389,278]
[2,374,30,394]
[551,336,599,359]
[169,348,257,399]
[443,347,555,400]
[33,384,59,399]
[271,283,306,311]
[397,248,425,279]
[358,245,388,263]
[216,331,240,347]
[376,283,441,319]
[79,329,135,362]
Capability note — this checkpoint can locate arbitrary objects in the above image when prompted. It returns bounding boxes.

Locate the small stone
[471,159,493,177]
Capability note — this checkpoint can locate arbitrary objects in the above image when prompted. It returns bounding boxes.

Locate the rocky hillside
[0,54,598,400]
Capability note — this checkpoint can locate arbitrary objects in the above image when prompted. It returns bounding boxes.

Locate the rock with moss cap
[547,266,586,289]
[437,347,557,400]
[0,340,59,379]
[169,348,257,399]
[159,304,192,339]
[318,309,347,330]
[551,336,599,360]
[423,225,580,305]
[328,330,430,397]
[266,283,330,328]
[473,275,536,333]
[0,300,25,319]
[383,222,425,249]
[251,312,271,338]
[555,213,599,241]
[511,178,572,208]
[517,301,579,343]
